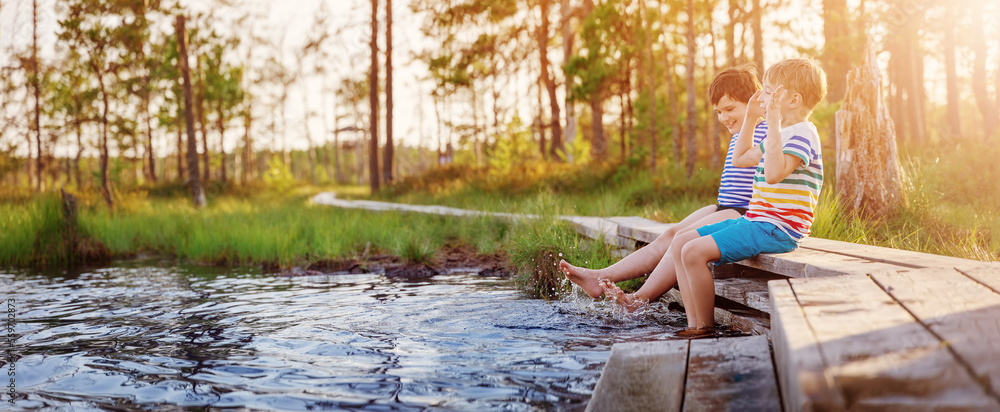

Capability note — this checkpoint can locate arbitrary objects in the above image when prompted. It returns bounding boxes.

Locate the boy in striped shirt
[671,58,827,334]
[559,64,767,310]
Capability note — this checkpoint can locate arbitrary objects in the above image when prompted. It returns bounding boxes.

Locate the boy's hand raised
[745,90,765,120]
[766,85,788,127]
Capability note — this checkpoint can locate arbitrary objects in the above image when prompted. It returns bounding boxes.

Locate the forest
[0,0,998,207]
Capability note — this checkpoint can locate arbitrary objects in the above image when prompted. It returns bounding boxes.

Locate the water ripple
[5,263,686,410]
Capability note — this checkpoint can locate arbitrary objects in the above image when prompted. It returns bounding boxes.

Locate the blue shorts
[695,217,798,265]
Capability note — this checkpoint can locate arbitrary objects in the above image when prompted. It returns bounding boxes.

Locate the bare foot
[559,259,604,298]
[599,279,648,312]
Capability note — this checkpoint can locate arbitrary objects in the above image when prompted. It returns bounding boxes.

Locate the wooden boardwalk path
[312,193,1000,411]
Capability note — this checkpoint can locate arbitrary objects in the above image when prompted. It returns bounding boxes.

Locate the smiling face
[713,94,750,134]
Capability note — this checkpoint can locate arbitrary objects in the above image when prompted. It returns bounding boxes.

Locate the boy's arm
[731,90,764,167]
[762,86,804,184]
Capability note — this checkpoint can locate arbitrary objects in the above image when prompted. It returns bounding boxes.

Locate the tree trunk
[725,0,739,67]
[32,0,42,192]
[369,0,380,192]
[217,101,228,183]
[751,0,763,78]
[639,0,656,171]
[383,0,394,183]
[177,16,205,208]
[707,4,720,167]
[74,121,83,188]
[177,114,184,181]
[590,96,605,161]
[537,73,547,159]
[661,8,680,164]
[684,0,698,177]
[195,53,210,182]
[971,6,997,142]
[821,0,851,101]
[96,67,113,208]
[835,43,903,218]
[538,0,563,160]
[942,4,961,139]
[560,0,576,161]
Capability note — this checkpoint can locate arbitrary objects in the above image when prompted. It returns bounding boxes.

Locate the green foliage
[262,158,296,194]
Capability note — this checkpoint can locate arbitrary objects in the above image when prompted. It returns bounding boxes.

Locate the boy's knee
[655,227,677,245]
[680,241,712,267]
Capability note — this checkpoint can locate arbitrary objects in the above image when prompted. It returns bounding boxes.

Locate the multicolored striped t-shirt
[745,121,823,241]
[717,121,768,208]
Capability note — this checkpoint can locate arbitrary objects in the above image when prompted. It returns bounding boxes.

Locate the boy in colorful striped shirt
[671,58,827,334]
[559,64,767,310]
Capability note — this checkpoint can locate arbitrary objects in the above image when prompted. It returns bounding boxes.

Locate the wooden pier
[312,193,1000,411]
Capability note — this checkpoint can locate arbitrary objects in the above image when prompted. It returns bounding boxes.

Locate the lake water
[3,262,688,410]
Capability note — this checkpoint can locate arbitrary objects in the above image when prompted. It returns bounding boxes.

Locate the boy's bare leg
[560,205,719,298]
[678,235,722,329]
[629,209,741,303]
[671,231,700,326]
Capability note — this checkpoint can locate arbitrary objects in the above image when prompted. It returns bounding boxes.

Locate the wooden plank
[789,274,998,410]
[801,237,982,269]
[608,216,674,244]
[562,216,635,248]
[587,341,689,412]
[768,279,843,411]
[739,247,910,279]
[958,263,1000,294]
[715,276,775,314]
[683,335,781,412]
[871,268,1000,402]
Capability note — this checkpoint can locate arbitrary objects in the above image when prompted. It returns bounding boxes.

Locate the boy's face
[713,95,750,134]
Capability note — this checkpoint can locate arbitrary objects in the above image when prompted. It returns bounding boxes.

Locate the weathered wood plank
[872,268,1000,403]
[958,263,1000,294]
[587,341,689,412]
[715,276,775,314]
[789,274,998,410]
[563,216,635,249]
[768,279,843,411]
[740,247,910,279]
[800,237,982,269]
[608,216,675,244]
[683,335,781,412]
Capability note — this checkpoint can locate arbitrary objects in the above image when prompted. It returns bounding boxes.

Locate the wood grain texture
[683,335,781,412]
[740,247,909,279]
[800,237,981,270]
[790,274,997,410]
[608,216,675,244]
[769,279,843,411]
[872,268,1000,404]
[587,341,689,412]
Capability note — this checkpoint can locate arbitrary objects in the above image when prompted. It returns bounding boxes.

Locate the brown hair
[709,62,762,105]
[763,58,828,110]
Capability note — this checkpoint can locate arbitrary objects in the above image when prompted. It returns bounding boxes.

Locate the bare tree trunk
[217,101,228,183]
[943,3,961,139]
[195,52,210,182]
[74,122,83,188]
[751,0,763,78]
[836,43,903,218]
[32,0,42,192]
[538,0,563,159]
[684,0,698,177]
[971,6,997,142]
[369,0,380,192]
[590,96,605,161]
[177,115,185,181]
[537,73,547,159]
[177,15,205,208]
[560,0,576,161]
[384,0,394,183]
[95,65,113,208]
[725,0,739,67]
[706,3,720,167]
[822,0,851,101]
[639,0,656,171]
[660,8,680,164]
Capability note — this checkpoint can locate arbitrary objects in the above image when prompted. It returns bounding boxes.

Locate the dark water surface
[3,262,686,410]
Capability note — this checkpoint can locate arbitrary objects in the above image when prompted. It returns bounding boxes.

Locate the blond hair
[764,58,828,110]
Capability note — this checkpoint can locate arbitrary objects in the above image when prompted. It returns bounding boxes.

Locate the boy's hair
[763,58,828,110]
[709,62,762,105]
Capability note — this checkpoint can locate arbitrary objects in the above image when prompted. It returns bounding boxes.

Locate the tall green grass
[0,195,65,266]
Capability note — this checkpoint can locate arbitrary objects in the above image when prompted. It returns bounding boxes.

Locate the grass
[3,141,997,299]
